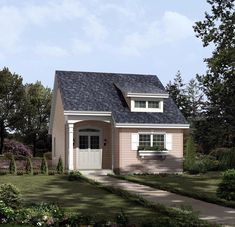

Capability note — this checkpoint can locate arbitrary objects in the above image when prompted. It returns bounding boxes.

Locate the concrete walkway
[87,174,235,227]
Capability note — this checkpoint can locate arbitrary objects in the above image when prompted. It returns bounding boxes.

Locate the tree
[20,82,52,156]
[193,0,235,148]
[166,71,190,119]
[186,79,204,120]
[0,67,25,154]
[184,136,196,170]
[57,156,64,174]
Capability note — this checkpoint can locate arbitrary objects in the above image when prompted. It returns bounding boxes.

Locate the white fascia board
[64,111,112,116]
[115,123,190,129]
[126,93,169,99]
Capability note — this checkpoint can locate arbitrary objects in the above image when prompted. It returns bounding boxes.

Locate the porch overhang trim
[115,123,190,129]
[64,111,112,116]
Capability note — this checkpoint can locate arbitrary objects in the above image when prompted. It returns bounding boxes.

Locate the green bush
[187,154,220,174]
[9,155,17,174]
[0,183,22,209]
[40,157,48,175]
[116,209,129,225]
[210,147,235,170]
[217,169,235,201]
[56,157,64,174]
[0,200,15,223]
[25,157,33,175]
[184,136,196,171]
[68,171,82,181]
[43,152,52,160]
[219,148,235,170]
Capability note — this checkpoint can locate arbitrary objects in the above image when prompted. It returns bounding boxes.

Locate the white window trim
[131,98,163,112]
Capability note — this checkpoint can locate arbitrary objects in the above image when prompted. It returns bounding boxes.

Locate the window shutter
[131,133,139,150]
[165,134,172,150]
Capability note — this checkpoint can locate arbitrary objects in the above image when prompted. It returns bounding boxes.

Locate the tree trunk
[0,120,5,155]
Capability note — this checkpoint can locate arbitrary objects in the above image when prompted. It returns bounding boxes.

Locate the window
[135,100,146,108]
[148,101,159,108]
[139,133,165,148]
[90,136,100,149]
[139,134,151,147]
[79,135,89,149]
[153,134,165,149]
[132,99,162,112]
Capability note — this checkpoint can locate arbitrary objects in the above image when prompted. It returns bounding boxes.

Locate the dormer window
[132,99,163,112]
[148,101,160,108]
[134,100,146,108]
[114,81,169,113]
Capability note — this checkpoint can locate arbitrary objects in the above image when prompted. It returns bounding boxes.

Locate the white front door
[77,129,102,169]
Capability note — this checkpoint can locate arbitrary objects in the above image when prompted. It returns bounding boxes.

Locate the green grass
[0,175,158,222]
[112,171,235,208]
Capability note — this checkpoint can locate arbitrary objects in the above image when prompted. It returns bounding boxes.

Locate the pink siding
[116,128,184,173]
[52,89,65,167]
[73,120,112,169]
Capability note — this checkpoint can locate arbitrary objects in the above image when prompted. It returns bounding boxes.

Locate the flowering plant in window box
[138,146,168,158]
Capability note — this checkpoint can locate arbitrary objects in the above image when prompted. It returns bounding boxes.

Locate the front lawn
[113,171,235,208]
[0,175,156,222]
[0,175,216,226]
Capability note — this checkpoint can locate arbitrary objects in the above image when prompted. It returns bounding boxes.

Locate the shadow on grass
[0,175,156,221]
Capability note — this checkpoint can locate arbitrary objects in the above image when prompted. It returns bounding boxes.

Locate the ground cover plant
[112,171,235,208]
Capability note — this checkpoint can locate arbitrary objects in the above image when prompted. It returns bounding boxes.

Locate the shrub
[3,152,13,159]
[25,157,33,175]
[219,148,235,170]
[56,157,64,174]
[68,171,82,181]
[40,157,48,175]
[116,209,129,225]
[0,183,22,209]
[3,139,32,157]
[44,152,52,160]
[0,200,15,224]
[210,147,235,170]
[184,136,196,171]
[9,155,17,174]
[217,169,235,201]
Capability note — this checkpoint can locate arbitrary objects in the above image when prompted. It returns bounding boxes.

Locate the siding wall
[73,120,112,169]
[116,128,184,173]
[52,89,66,167]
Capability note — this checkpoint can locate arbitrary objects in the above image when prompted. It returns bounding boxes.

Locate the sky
[0,0,213,88]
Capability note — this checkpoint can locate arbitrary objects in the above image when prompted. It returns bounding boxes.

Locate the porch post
[68,123,74,171]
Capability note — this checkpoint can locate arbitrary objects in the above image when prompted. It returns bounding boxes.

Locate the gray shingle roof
[56,71,187,124]
[114,81,168,94]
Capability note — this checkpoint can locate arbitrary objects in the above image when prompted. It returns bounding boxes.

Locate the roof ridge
[55,70,157,77]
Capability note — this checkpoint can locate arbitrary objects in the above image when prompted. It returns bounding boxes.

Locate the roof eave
[126,92,169,98]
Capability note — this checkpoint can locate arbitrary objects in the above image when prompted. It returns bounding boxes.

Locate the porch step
[80,169,114,176]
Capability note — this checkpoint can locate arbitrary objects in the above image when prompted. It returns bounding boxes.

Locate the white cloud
[34,44,68,57]
[83,16,108,41]
[25,0,87,25]
[162,11,194,42]
[120,11,194,56]
[0,6,26,53]
[71,39,92,54]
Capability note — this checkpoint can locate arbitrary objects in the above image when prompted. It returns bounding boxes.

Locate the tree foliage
[165,71,190,119]
[166,72,204,122]
[20,82,52,156]
[193,0,235,148]
[184,136,196,170]
[0,67,25,154]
